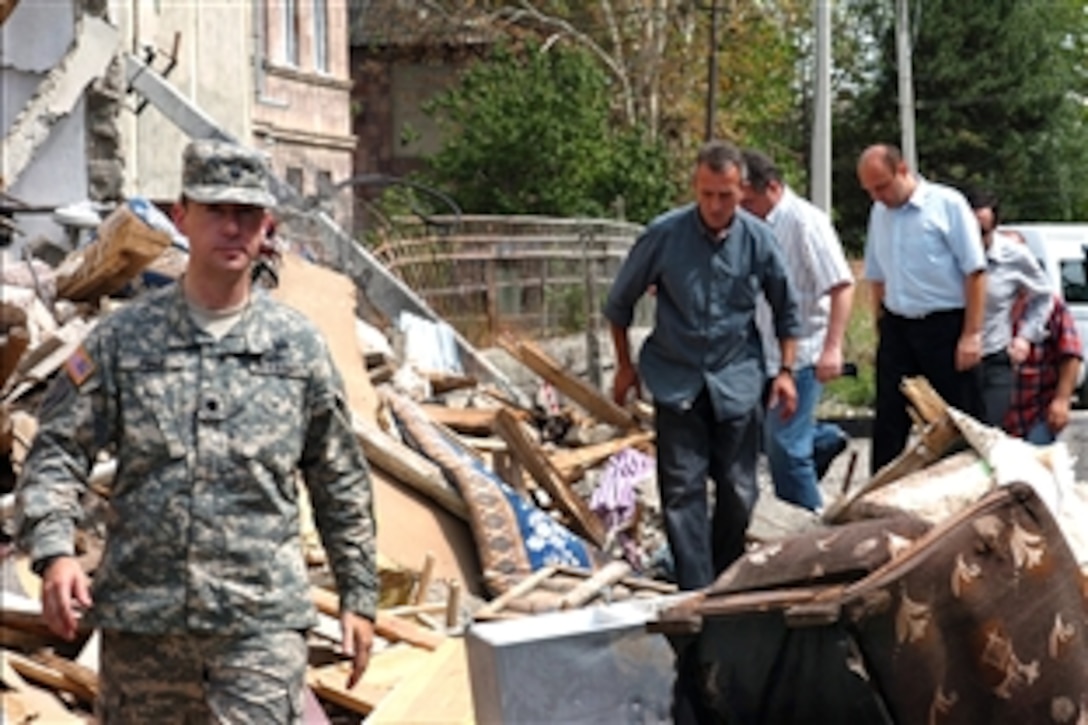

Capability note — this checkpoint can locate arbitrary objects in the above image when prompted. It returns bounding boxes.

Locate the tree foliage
[832,0,1088,252]
[421,41,677,222]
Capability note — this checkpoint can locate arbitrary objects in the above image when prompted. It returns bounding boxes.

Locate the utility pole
[704,0,720,141]
[810,1,832,212]
[895,0,918,172]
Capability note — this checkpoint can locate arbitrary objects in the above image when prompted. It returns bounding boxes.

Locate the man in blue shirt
[605,140,800,591]
[858,144,987,474]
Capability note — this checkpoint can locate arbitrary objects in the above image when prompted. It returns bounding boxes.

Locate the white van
[1004,223,1088,403]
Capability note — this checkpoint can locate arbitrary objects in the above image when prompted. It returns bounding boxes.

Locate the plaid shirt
[1004,295,1083,437]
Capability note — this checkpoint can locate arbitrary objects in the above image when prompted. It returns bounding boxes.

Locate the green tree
[832,0,1088,252]
[421,41,677,222]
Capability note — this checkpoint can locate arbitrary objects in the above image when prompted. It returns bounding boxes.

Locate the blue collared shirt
[604,205,800,420]
[863,178,986,318]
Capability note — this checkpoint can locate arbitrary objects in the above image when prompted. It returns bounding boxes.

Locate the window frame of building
[286,166,304,194]
[313,0,329,73]
[284,0,300,66]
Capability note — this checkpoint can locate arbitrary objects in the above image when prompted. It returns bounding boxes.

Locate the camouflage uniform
[16,140,376,723]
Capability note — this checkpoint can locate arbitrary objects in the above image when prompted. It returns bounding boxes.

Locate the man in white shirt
[858,144,986,474]
[743,150,855,512]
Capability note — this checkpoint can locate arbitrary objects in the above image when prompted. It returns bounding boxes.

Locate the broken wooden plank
[426,371,478,395]
[557,561,633,609]
[552,565,677,595]
[419,404,498,436]
[823,376,961,524]
[306,665,390,717]
[548,430,655,480]
[4,650,94,704]
[493,408,607,548]
[55,204,172,302]
[0,328,29,392]
[308,640,437,716]
[364,638,474,724]
[310,587,445,651]
[352,414,469,522]
[29,651,97,700]
[498,335,638,430]
[473,566,558,620]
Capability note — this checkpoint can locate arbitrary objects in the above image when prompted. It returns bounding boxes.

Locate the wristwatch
[778,365,795,377]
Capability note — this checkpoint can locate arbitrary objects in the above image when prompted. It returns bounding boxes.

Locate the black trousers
[654,389,760,591]
[980,350,1014,427]
[871,307,983,475]
[655,390,761,724]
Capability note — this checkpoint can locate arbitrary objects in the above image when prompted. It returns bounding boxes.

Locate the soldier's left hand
[341,611,375,688]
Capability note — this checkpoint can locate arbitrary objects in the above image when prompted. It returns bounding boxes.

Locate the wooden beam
[364,639,473,725]
[419,404,498,436]
[310,587,445,651]
[474,566,558,620]
[306,665,390,716]
[29,651,97,700]
[352,415,469,522]
[498,335,638,430]
[557,561,632,609]
[4,651,94,704]
[823,376,961,524]
[548,430,654,480]
[493,408,607,548]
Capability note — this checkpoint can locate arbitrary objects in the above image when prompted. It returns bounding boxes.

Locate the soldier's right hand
[41,556,93,641]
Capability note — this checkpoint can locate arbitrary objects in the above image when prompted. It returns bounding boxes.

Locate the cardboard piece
[270,254,379,423]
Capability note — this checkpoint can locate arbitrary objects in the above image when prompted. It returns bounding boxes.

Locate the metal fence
[372,215,652,347]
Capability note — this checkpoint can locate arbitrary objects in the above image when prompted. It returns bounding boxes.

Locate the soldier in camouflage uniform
[16,139,377,723]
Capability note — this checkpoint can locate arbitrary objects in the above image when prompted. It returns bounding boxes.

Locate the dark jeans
[871,307,983,475]
[980,350,1014,427]
[654,389,761,591]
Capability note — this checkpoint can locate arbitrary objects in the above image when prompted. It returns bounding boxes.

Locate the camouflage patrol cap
[181,139,277,208]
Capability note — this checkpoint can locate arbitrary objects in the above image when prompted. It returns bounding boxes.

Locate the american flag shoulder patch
[64,345,96,388]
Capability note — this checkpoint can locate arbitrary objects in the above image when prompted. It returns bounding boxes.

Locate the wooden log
[548,430,655,480]
[473,566,558,620]
[426,371,478,395]
[418,404,497,436]
[310,587,444,651]
[498,335,638,430]
[493,408,607,547]
[552,565,678,595]
[557,561,632,609]
[29,651,97,700]
[445,579,461,629]
[4,651,95,704]
[412,553,435,606]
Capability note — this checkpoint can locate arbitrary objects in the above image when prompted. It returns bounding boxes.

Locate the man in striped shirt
[743,150,855,512]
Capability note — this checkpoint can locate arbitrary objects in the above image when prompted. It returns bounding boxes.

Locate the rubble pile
[0,203,680,722]
[2,204,1087,722]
